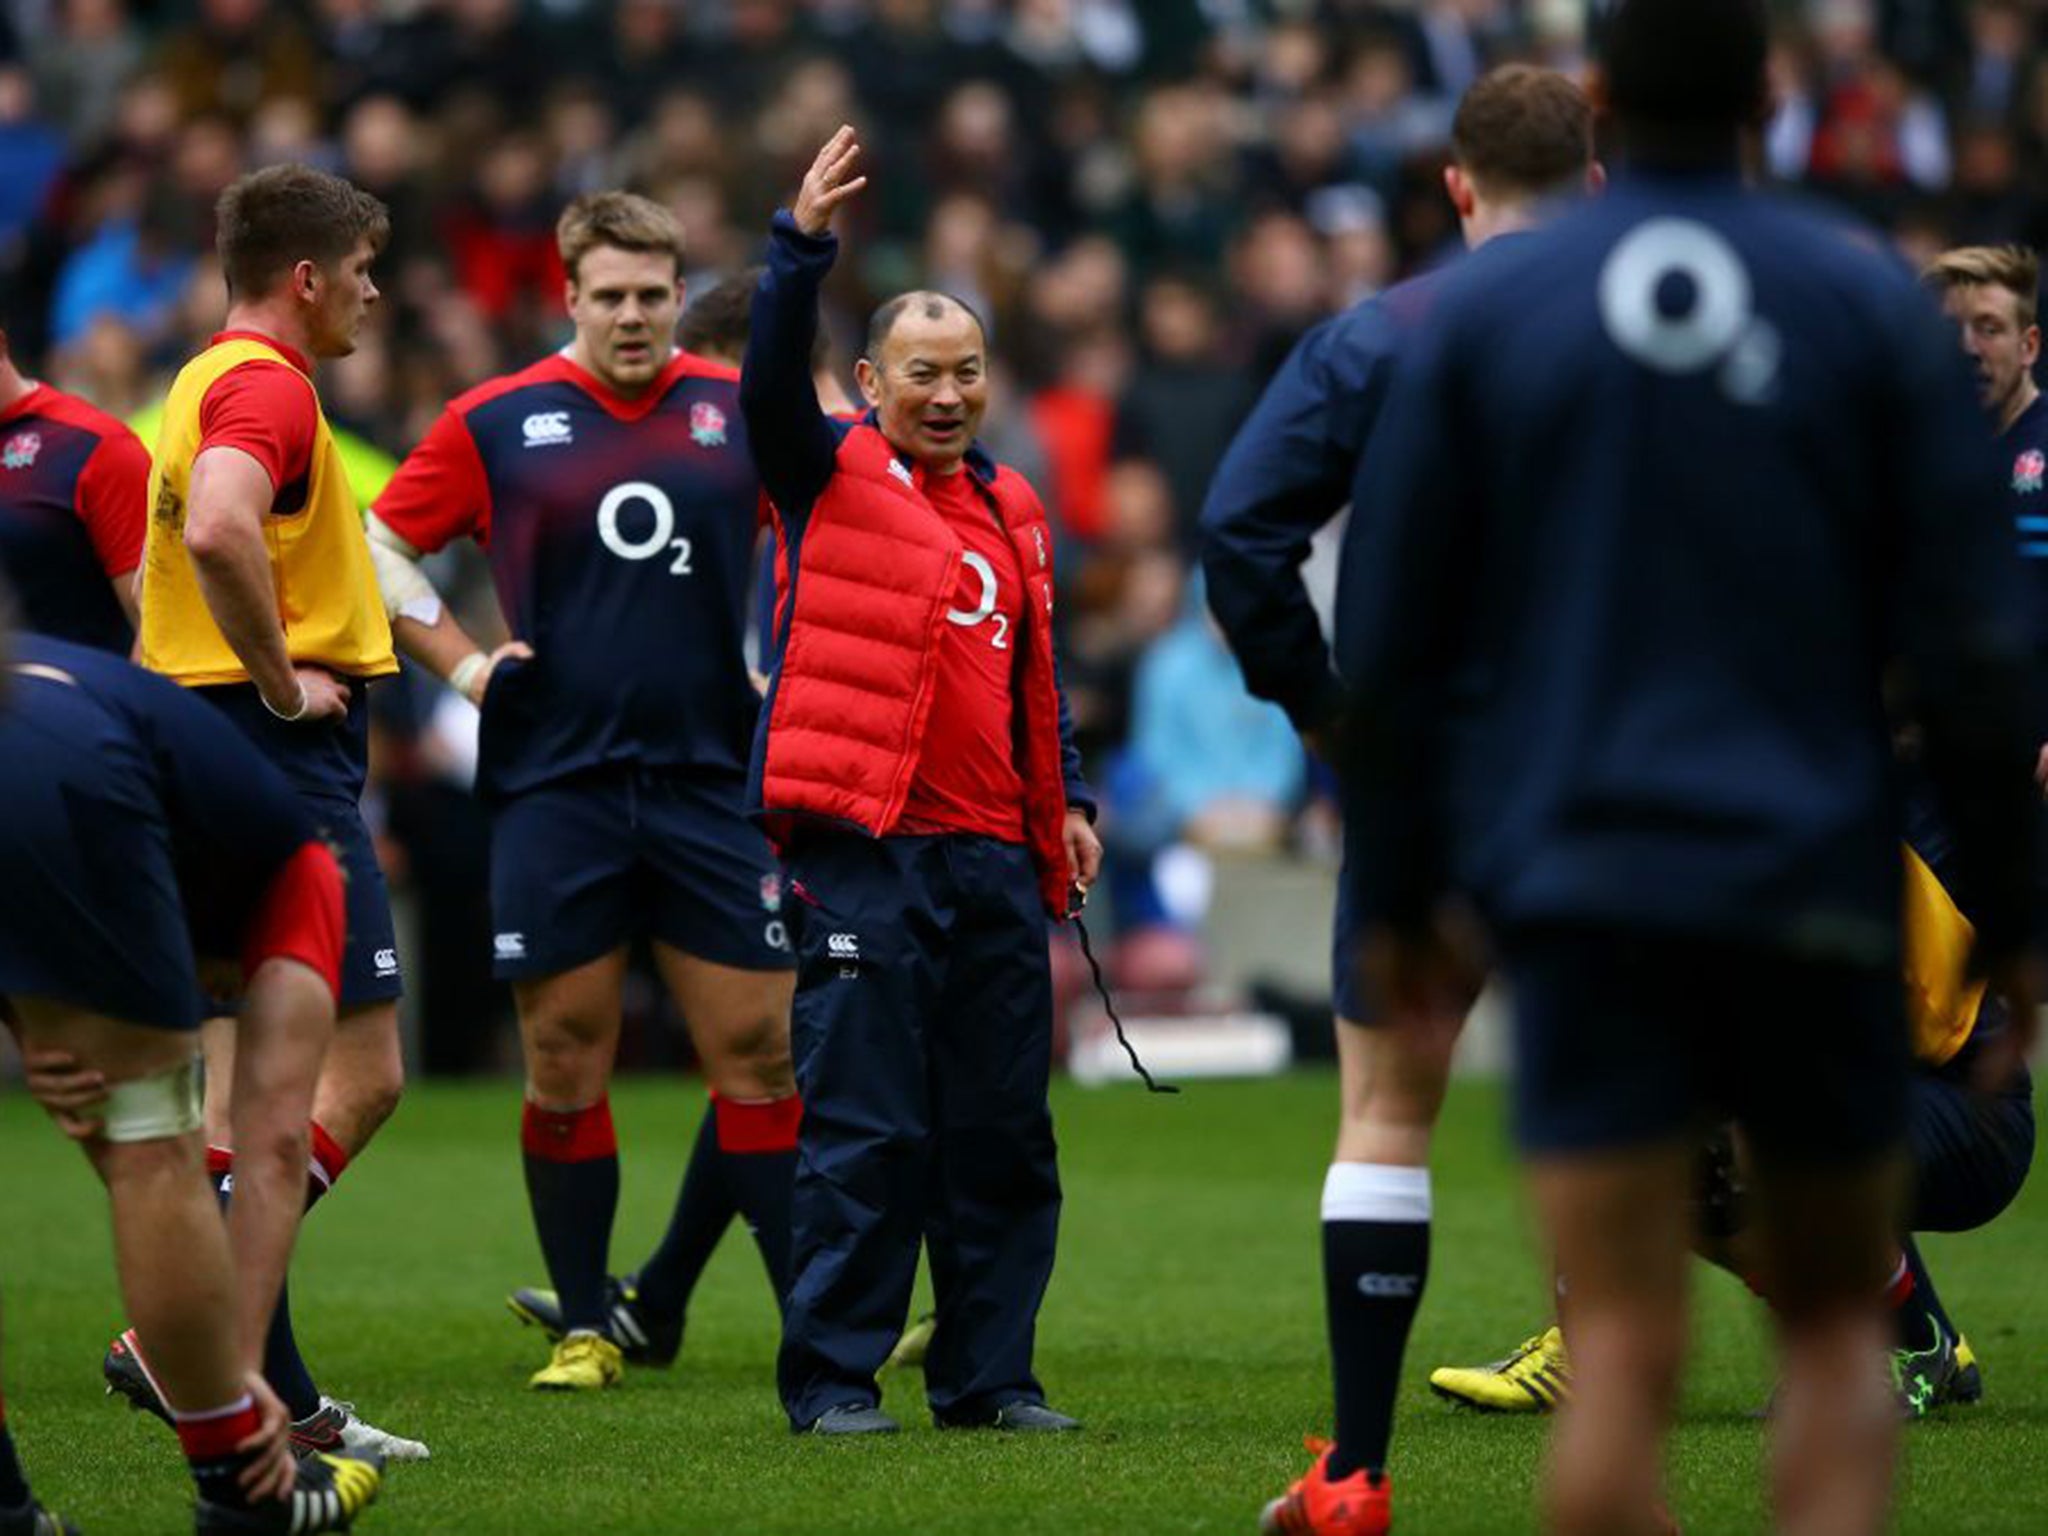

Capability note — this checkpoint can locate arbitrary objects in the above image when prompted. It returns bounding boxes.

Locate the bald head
[857,289,990,474]
[865,290,986,364]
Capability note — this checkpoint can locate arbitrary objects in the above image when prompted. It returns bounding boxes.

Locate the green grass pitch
[2,1072,2043,1534]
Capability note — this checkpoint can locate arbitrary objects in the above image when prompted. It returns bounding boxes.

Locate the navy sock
[521,1099,620,1334]
[1897,1237,1958,1351]
[1321,1163,1432,1481]
[706,1095,800,1306]
[0,1417,32,1508]
[633,1107,735,1321]
[262,1282,323,1421]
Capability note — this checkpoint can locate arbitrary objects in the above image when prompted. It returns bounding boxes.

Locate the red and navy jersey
[2001,393,2048,722]
[0,383,147,653]
[375,350,764,799]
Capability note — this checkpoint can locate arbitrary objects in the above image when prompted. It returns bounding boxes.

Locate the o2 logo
[946,551,1009,649]
[1597,218,1781,405]
[597,481,693,574]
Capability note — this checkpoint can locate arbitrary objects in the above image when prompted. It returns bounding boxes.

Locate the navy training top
[1198,268,1448,734]
[374,351,766,802]
[1339,169,2038,964]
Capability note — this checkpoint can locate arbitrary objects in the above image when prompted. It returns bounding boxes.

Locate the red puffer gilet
[757,423,1075,917]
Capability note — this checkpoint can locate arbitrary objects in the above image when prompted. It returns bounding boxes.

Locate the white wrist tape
[449,651,489,699]
[366,513,445,626]
[102,1056,204,1143]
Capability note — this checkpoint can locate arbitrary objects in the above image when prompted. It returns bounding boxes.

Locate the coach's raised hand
[793,126,867,238]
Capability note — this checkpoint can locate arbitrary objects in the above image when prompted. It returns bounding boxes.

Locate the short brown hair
[1450,64,1593,200]
[557,192,686,285]
[1923,244,2040,331]
[216,165,389,300]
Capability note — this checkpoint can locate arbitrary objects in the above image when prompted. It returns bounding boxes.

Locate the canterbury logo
[522,411,572,447]
[827,933,860,959]
[495,933,527,959]
[1356,1272,1420,1299]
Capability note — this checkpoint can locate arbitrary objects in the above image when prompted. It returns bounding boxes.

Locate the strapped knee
[101,1056,204,1143]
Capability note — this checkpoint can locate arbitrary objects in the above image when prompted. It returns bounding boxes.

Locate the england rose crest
[2,431,41,471]
[690,401,728,447]
[2015,448,2045,493]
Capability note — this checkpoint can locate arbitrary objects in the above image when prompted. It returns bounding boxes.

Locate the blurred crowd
[5,0,2047,1065]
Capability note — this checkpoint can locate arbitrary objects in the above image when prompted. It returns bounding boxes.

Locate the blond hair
[1923,244,2040,330]
[557,192,686,285]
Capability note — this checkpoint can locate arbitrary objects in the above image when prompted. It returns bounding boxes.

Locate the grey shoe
[806,1403,900,1436]
[991,1401,1082,1433]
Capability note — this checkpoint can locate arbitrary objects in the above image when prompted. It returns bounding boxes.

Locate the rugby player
[1336,1,2039,1532]
[1432,250,2048,1427]
[1429,818,2035,1419]
[1197,65,1596,1536]
[116,163,426,1462]
[1923,246,2048,757]
[367,196,801,1392]
[0,316,149,651]
[745,129,1100,1437]
[499,266,884,1376]
[0,630,380,1533]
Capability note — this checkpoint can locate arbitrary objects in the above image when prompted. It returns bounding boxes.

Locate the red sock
[204,1124,349,1209]
[173,1395,262,1462]
[1883,1252,1914,1309]
[712,1093,802,1153]
[521,1098,618,1161]
[307,1121,349,1206]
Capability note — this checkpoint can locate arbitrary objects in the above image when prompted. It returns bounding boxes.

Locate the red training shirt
[895,465,1028,843]
[197,331,317,508]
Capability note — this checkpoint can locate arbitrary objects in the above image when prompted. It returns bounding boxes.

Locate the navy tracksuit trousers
[777,832,1062,1428]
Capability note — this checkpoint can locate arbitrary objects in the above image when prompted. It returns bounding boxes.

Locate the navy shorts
[1910,1006,2035,1232]
[1503,923,1909,1165]
[0,677,201,1029]
[488,764,794,981]
[194,682,402,1008]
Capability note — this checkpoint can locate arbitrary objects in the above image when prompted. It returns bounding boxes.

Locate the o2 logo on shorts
[597,481,694,574]
[1598,218,1781,405]
[946,552,1009,650]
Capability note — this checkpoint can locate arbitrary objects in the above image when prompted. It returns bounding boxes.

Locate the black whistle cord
[1071,912,1179,1095]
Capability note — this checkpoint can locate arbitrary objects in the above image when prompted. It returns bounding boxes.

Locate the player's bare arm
[366,513,530,704]
[184,445,347,721]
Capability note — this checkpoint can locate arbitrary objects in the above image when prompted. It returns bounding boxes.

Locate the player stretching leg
[1197,67,1597,1536]
[368,195,799,1391]
[111,165,425,1461]
[2,633,380,1532]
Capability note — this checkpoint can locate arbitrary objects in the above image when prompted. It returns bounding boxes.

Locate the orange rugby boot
[1259,1439,1392,1536]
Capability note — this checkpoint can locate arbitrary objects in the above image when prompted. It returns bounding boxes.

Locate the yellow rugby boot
[1428,1324,1570,1412]
[529,1330,623,1392]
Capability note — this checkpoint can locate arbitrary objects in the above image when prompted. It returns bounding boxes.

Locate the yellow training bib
[140,336,395,686]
